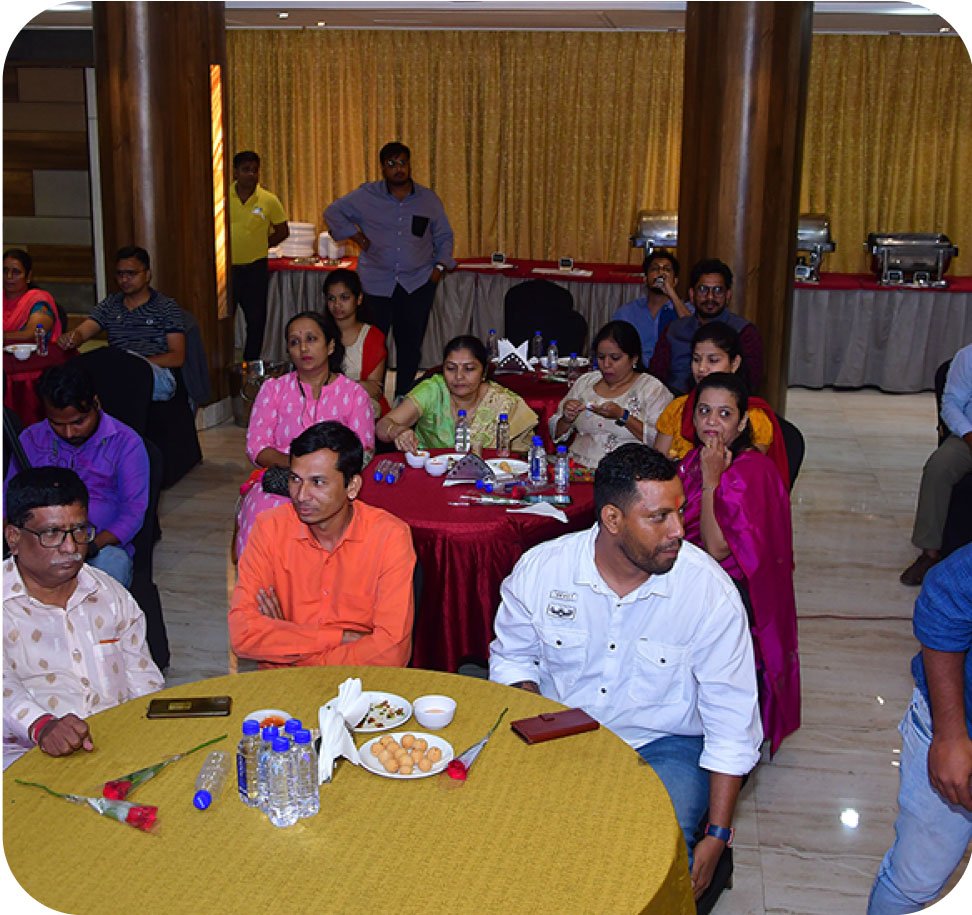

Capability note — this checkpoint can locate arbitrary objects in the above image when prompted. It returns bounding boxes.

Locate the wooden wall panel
[27,245,94,283]
[3,170,34,216]
[3,131,89,170]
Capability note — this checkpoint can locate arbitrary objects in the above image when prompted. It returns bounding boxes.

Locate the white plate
[244,708,293,728]
[353,691,413,733]
[358,732,454,780]
[558,356,590,368]
[486,458,529,477]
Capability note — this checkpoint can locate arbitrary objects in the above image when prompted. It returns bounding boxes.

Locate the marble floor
[152,387,970,913]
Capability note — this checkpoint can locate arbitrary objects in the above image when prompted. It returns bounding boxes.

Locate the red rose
[445,760,468,781]
[125,804,158,832]
[103,780,133,800]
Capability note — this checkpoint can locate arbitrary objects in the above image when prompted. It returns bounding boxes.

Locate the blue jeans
[88,545,133,589]
[149,363,176,401]
[868,689,972,914]
[637,735,709,867]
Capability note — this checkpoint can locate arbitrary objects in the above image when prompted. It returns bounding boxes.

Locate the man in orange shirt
[228,421,416,667]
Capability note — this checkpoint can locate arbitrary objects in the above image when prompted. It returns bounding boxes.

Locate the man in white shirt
[489,443,761,901]
[3,467,163,769]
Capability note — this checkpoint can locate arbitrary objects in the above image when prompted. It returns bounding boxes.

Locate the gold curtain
[227,30,971,273]
[802,35,972,272]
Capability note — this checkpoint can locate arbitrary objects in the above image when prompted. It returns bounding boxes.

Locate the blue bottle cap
[550,339,558,345]
[557,445,567,454]
[283,718,301,733]
[483,482,494,493]
[532,435,543,445]
[272,737,290,753]
[261,725,279,741]
[457,409,467,417]
[242,719,260,736]
[294,730,312,744]
[499,413,508,421]
[489,328,496,333]
[193,790,213,810]
[570,353,577,358]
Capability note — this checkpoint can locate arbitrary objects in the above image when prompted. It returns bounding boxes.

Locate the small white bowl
[425,456,450,477]
[413,694,457,730]
[5,344,37,361]
[405,449,430,469]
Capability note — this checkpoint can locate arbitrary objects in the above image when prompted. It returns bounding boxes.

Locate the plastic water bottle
[530,330,544,361]
[34,324,47,357]
[256,725,280,810]
[237,719,262,807]
[567,353,580,384]
[455,409,471,453]
[496,413,511,458]
[385,461,404,484]
[554,445,570,495]
[546,339,559,373]
[528,435,547,488]
[487,328,499,361]
[292,729,320,819]
[266,737,298,828]
[193,751,230,810]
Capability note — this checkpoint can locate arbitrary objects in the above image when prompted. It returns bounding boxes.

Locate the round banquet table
[3,345,75,426]
[3,667,692,914]
[491,370,569,450]
[358,452,596,671]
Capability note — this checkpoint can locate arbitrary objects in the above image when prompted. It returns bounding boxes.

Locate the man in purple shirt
[5,364,149,588]
[324,141,456,399]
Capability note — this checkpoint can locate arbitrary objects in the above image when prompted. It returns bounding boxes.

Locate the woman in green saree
[376,335,537,454]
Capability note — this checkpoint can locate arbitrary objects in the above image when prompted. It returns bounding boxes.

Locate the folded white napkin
[327,677,371,727]
[317,706,361,783]
[507,502,568,523]
[497,337,529,362]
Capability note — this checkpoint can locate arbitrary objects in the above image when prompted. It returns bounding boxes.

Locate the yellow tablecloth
[4,667,693,914]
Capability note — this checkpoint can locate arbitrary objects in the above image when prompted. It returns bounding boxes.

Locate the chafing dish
[630,210,678,252]
[794,215,836,282]
[866,232,958,287]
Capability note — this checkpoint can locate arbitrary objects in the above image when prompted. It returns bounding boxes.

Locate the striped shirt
[90,289,185,358]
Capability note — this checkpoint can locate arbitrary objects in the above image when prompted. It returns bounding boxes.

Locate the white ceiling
[21,1,964,34]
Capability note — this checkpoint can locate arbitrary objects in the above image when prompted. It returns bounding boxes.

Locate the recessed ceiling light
[839,808,860,829]
[939,26,950,33]
[317,21,326,27]
[278,12,289,20]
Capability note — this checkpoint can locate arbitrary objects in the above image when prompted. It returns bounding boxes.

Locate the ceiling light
[939,26,950,32]
[278,12,289,19]
[840,808,860,829]
[317,21,326,27]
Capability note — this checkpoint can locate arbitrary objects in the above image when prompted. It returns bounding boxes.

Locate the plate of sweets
[354,691,413,732]
[486,458,529,478]
[358,732,454,779]
[245,708,293,729]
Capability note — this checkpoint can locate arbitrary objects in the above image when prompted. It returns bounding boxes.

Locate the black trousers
[364,280,437,398]
[232,258,269,362]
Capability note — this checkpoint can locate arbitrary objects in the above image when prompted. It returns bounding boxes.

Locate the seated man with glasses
[58,245,185,402]
[3,467,164,768]
[648,258,764,395]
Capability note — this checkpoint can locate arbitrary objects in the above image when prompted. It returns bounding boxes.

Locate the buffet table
[3,667,692,915]
[358,453,595,671]
[264,259,972,393]
[789,274,972,392]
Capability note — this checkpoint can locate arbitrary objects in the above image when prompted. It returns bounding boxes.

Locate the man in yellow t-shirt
[229,150,289,361]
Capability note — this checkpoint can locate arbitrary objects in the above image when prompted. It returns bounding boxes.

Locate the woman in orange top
[654,322,788,482]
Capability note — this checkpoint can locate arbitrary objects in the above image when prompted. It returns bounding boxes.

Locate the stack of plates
[274,221,316,258]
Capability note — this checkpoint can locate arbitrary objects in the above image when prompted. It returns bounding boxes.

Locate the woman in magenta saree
[677,372,800,753]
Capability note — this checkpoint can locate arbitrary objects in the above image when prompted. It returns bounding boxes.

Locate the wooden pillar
[93,1,232,402]
[678,2,813,412]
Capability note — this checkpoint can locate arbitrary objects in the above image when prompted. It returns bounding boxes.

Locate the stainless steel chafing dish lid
[797,215,835,252]
[631,211,678,249]
[867,232,957,271]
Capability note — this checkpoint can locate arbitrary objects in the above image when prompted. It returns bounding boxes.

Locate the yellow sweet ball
[383,757,400,774]
[417,757,433,772]
[413,738,428,752]
[401,734,415,749]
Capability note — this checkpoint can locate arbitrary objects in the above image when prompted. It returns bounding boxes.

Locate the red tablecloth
[358,451,595,671]
[493,370,569,450]
[3,346,75,426]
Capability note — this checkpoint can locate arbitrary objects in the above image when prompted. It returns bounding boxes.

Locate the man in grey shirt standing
[324,142,456,399]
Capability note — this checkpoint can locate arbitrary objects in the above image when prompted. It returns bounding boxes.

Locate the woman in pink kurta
[235,310,374,557]
[676,372,800,755]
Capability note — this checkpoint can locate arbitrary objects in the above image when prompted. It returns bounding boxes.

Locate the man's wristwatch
[434,262,447,274]
[704,823,735,846]
[615,408,630,428]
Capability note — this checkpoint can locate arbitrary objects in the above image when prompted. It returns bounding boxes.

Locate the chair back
[3,407,28,479]
[503,280,588,354]
[934,359,952,444]
[776,415,806,490]
[76,347,153,434]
